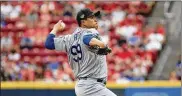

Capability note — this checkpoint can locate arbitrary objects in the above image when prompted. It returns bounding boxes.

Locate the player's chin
[95,26,98,29]
[94,25,98,29]
[90,26,98,29]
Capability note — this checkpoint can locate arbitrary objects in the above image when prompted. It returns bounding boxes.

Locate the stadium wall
[1,81,180,96]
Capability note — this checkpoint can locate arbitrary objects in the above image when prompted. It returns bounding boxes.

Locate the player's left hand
[89,45,112,55]
[97,46,112,55]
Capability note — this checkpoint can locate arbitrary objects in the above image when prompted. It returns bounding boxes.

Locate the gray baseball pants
[75,78,117,96]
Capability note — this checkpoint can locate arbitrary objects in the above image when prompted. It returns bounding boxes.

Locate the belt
[77,77,106,85]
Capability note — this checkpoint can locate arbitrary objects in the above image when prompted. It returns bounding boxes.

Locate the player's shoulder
[58,34,72,38]
[56,34,72,41]
[85,28,99,35]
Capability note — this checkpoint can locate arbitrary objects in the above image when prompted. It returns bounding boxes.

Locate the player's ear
[81,20,85,24]
[81,20,86,26]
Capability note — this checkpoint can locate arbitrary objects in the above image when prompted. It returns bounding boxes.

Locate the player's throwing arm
[45,20,66,50]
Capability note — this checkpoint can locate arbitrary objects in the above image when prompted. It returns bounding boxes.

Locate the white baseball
[61,22,66,29]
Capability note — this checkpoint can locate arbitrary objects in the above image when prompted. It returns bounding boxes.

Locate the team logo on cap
[80,14,85,19]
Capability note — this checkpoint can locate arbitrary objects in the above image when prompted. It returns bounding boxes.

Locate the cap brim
[93,11,101,17]
[83,10,101,19]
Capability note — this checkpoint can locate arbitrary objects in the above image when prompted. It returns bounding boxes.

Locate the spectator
[145,39,162,51]
[26,9,38,28]
[63,62,74,80]
[1,2,13,18]
[47,56,60,71]
[72,2,85,14]
[15,14,26,28]
[35,65,44,80]
[8,49,21,61]
[19,61,30,81]
[142,54,153,68]
[1,66,12,81]
[44,68,54,82]
[111,6,126,26]
[40,11,51,22]
[34,23,49,44]
[115,21,138,39]
[122,56,147,81]
[1,20,6,28]
[148,30,165,43]
[175,55,181,80]
[21,1,35,15]
[132,58,147,81]
[1,32,13,50]
[27,66,35,81]
[145,28,164,51]
[85,1,96,10]
[63,3,74,17]
[40,1,55,14]
[1,15,6,28]
[20,37,33,50]
[9,2,21,19]
[169,71,179,81]
[98,15,111,34]
[127,35,140,46]
[116,45,133,60]
[19,61,35,81]
[3,61,19,81]
[1,67,7,81]
[54,64,72,82]
[20,26,36,49]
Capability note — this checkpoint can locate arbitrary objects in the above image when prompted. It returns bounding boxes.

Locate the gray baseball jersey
[54,27,107,79]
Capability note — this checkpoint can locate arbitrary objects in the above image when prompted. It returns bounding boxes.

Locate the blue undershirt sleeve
[83,34,94,46]
[45,34,55,50]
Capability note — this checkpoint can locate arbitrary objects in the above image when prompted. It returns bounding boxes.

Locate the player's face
[83,16,98,29]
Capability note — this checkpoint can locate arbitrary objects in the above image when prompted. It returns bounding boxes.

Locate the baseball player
[45,8,117,96]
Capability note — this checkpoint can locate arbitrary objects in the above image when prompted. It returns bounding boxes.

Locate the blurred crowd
[0,1,170,83]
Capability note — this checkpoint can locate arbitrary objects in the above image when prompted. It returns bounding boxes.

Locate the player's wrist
[50,29,58,35]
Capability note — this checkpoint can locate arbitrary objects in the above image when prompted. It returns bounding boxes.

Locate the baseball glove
[88,45,112,55]
[88,35,112,55]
